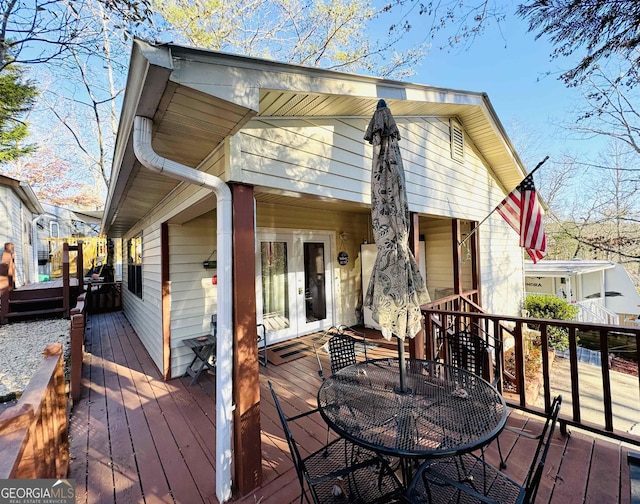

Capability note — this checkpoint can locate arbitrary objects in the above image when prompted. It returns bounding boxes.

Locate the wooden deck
[69,311,636,503]
[16,278,80,290]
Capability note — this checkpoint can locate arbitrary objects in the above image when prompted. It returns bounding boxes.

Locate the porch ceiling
[106,83,254,237]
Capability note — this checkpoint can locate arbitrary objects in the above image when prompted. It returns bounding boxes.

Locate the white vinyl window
[49,221,60,238]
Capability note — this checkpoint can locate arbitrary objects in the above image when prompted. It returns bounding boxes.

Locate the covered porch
[69,310,635,503]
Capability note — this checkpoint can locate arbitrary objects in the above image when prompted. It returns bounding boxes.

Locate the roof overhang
[103,38,530,237]
[525,260,617,277]
[0,174,44,214]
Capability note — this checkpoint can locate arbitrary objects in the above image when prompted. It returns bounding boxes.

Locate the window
[450,119,465,162]
[127,235,142,298]
[50,221,59,238]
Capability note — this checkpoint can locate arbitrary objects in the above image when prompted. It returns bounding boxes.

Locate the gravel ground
[0,318,71,400]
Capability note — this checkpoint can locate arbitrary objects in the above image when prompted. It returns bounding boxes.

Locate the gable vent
[450,119,464,162]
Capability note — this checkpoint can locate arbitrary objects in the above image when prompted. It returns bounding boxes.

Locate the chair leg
[496,437,507,469]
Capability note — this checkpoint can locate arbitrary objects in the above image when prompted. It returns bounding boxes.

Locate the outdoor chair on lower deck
[268,381,403,504]
[404,395,562,504]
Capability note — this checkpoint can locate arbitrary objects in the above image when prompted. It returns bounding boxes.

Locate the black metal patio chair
[268,381,403,504]
[404,395,562,504]
[439,327,510,468]
[313,325,369,381]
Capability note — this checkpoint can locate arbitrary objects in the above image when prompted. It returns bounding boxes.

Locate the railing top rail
[422,308,640,336]
[421,290,481,309]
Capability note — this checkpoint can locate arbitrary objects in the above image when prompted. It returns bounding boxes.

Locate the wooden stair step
[9,297,64,304]
[5,307,66,318]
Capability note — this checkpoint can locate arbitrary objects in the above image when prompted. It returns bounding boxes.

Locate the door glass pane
[260,242,290,332]
[304,242,326,322]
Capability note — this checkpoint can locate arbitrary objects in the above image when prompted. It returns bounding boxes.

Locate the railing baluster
[514,321,526,408]
[600,329,614,432]
[540,323,551,412]
[568,326,581,423]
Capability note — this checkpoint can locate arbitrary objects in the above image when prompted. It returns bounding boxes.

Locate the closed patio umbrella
[364,99,430,392]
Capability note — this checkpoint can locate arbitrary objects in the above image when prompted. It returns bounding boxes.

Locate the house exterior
[525,259,640,325]
[35,203,102,280]
[103,39,533,501]
[0,174,43,286]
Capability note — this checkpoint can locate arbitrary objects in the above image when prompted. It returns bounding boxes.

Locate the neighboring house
[35,203,102,279]
[525,259,640,325]
[0,174,44,287]
[103,39,534,500]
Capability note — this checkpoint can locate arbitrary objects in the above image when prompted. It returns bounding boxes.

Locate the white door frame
[256,228,335,344]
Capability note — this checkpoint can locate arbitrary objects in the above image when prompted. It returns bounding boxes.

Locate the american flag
[496,173,547,263]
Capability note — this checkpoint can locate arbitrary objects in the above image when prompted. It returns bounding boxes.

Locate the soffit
[107,83,253,237]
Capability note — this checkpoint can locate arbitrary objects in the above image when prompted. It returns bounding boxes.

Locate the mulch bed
[610,356,639,377]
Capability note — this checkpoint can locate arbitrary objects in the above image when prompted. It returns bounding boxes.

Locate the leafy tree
[0,66,37,162]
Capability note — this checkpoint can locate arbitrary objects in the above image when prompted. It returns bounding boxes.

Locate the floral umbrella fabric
[363,101,430,343]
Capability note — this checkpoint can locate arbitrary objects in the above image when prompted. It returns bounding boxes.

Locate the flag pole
[457,156,550,248]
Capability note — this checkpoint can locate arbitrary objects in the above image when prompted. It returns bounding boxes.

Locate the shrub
[524,293,579,351]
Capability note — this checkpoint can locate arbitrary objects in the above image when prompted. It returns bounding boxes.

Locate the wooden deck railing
[0,242,16,324]
[423,298,640,446]
[70,293,87,402]
[0,343,69,478]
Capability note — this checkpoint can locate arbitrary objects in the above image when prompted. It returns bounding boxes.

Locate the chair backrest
[445,330,493,383]
[328,332,358,374]
[268,381,307,490]
[314,325,366,379]
[523,395,562,503]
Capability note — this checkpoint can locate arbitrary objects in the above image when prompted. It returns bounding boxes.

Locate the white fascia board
[102,40,174,235]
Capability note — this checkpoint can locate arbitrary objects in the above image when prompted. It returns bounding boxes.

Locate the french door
[256,230,334,345]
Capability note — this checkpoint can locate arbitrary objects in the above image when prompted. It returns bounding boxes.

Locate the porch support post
[230,183,262,495]
[470,221,480,303]
[161,222,171,380]
[408,212,425,359]
[452,219,463,299]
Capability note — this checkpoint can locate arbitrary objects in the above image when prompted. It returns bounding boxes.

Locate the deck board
[68,312,634,504]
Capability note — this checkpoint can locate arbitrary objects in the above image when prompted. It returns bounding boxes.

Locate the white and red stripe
[496,174,547,263]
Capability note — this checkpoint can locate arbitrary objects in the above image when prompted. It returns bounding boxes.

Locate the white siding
[478,216,525,316]
[168,213,218,378]
[0,188,31,286]
[122,225,164,371]
[121,114,525,375]
[235,116,525,316]
[234,117,508,222]
[121,152,226,377]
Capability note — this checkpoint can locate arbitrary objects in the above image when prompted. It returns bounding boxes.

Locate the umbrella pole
[398,338,407,393]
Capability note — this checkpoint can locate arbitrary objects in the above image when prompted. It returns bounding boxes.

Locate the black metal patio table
[317,358,507,486]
